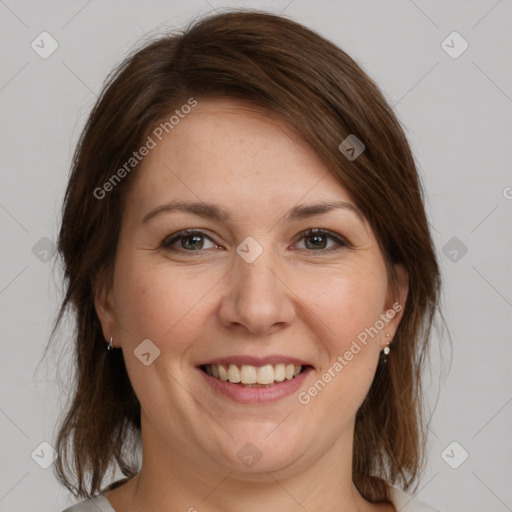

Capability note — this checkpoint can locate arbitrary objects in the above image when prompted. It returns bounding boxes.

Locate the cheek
[300,265,387,354]
[113,256,210,355]
[112,257,214,413]
[296,267,386,413]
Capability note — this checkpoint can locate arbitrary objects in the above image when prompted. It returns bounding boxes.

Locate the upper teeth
[204,363,302,385]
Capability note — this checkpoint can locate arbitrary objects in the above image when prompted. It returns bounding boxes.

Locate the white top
[61,486,441,511]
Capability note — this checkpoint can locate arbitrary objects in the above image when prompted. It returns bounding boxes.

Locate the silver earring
[107,335,114,351]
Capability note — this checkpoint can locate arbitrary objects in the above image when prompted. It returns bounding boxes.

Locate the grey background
[1,1,511,511]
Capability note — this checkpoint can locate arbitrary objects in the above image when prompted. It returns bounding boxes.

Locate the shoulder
[389,486,442,511]
[61,494,115,512]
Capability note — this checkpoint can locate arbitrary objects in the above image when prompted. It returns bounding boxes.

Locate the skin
[95,98,408,512]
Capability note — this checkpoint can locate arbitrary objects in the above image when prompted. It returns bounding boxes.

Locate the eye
[161,229,218,252]
[294,228,349,253]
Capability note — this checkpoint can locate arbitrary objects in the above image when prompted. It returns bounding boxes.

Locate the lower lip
[198,367,313,404]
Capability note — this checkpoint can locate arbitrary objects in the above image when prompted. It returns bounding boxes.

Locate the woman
[53,9,442,512]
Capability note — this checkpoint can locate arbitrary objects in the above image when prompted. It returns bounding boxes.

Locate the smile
[201,363,307,387]
[197,357,314,403]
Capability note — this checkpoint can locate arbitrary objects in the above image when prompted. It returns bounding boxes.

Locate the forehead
[124,98,358,222]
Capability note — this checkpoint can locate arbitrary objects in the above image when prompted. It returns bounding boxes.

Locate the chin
[211,425,309,476]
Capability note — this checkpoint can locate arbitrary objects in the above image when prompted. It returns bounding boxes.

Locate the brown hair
[49,8,442,503]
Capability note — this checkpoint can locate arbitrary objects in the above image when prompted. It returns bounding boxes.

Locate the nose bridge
[237,242,275,286]
[220,234,293,334]
[234,234,280,302]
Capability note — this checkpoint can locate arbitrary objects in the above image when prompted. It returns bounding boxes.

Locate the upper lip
[198,355,313,368]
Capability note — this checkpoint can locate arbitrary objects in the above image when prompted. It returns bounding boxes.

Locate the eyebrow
[141,199,365,225]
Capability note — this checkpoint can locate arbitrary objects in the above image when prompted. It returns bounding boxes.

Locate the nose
[217,241,296,336]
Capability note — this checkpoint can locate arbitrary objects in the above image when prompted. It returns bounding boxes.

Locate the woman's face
[97,98,407,478]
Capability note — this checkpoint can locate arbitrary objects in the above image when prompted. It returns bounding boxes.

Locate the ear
[382,263,409,346]
[93,269,118,349]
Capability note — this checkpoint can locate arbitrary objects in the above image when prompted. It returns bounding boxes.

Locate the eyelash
[161,228,350,255]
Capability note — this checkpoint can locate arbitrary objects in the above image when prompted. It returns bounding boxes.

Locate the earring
[382,333,391,361]
[107,335,114,351]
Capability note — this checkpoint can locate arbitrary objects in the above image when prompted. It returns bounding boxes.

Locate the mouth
[196,356,314,403]
[199,363,312,387]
